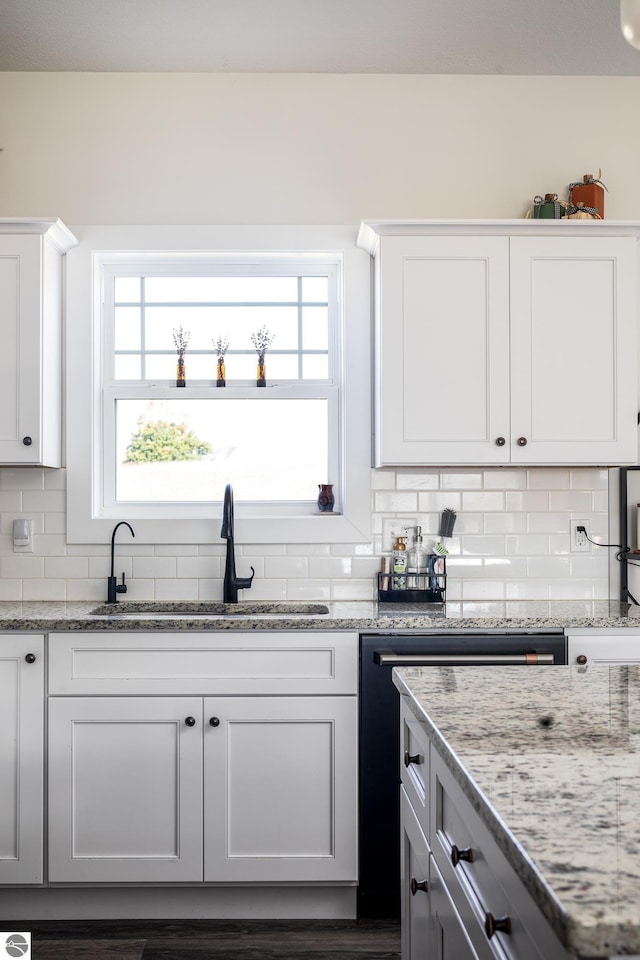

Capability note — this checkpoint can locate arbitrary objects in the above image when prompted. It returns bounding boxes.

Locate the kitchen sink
[88,601,331,619]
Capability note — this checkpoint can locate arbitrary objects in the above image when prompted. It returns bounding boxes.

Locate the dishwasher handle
[374,652,556,666]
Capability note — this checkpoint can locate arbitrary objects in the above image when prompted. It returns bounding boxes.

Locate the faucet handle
[115,573,128,595]
[236,566,255,591]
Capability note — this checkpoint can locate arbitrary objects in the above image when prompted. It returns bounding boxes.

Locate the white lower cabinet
[48,696,204,883]
[204,696,357,882]
[47,631,358,887]
[0,635,44,884]
[566,629,640,664]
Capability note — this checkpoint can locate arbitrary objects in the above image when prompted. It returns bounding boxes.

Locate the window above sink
[65,225,371,545]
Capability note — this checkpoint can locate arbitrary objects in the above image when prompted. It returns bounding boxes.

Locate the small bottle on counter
[379,555,392,591]
[392,535,407,590]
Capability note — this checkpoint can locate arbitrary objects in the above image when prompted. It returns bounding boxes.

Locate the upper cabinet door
[375,236,510,466]
[0,220,77,467]
[0,235,44,464]
[510,236,638,464]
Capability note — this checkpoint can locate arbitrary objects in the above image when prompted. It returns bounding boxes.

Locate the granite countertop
[0,599,640,632]
[394,663,640,958]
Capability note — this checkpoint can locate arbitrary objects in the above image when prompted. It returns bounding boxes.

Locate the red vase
[317,484,335,512]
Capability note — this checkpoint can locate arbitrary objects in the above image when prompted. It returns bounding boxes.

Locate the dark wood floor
[26,920,401,959]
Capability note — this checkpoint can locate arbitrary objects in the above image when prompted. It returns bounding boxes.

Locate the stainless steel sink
[88,601,330,619]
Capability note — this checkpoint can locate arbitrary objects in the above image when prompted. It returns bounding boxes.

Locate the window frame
[65,225,372,545]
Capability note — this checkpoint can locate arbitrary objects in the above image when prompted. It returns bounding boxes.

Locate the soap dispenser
[405,525,429,590]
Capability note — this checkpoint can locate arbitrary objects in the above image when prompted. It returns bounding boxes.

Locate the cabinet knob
[451,844,474,866]
[404,751,421,768]
[184,716,196,727]
[410,877,428,895]
[517,436,528,446]
[25,653,36,664]
[576,654,588,665]
[485,913,512,939]
[22,436,33,446]
[495,436,506,446]
[209,717,220,727]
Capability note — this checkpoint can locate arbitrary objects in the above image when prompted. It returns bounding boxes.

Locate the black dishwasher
[358,630,567,918]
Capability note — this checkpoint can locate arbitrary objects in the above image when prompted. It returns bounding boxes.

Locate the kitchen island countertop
[394,663,640,958]
[0,599,640,631]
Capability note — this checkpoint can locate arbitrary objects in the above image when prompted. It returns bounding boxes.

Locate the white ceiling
[1,0,639,75]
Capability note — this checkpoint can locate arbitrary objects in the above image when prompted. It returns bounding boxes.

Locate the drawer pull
[404,751,421,767]
[25,653,36,664]
[517,436,528,446]
[184,716,196,727]
[495,436,506,446]
[451,844,474,866]
[576,654,588,665]
[410,877,428,895]
[209,717,220,727]
[485,913,511,939]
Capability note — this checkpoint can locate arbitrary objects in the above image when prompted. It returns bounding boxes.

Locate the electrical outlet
[570,520,591,553]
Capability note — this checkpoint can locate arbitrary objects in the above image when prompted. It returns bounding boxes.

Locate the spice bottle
[392,536,407,590]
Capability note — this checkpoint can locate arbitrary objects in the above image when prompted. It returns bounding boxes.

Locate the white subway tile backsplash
[286,579,331,601]
[570,468,608,490]
[23,579,66,601]
[44,556,88,579]
[549,491,593,513]
[155,578,199,600]
[483,470,526,490]
[0,468,44,491]
[527,468,570,489]
[505,534,549,556]
[395,472,440,490]
[505,491,549,512]
[0,579,22,600]
[374,491,419,512]
[23,490,65,512]
[0,466,612,602]
[265,556,309,579]
[461,491,505,512]
[0,492,23,513]
[132,557,176,579]
[440,472,483,490]
[309,556,353,579]
[483,513,527,534]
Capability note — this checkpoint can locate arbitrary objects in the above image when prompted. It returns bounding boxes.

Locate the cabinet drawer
[48,631,358,695]
[431,749,570,960]
[400,786,431,960]
[400,700,429,838]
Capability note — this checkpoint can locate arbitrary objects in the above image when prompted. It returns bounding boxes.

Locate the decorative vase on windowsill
[173,325,190,388]
[317,484,335,512]
[251,325,274,388]
[213,336,229,387]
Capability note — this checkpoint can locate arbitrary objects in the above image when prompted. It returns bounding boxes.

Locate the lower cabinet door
[0,635,44,884]
[400,787,431,960]
[48,697,204,882]
[203,696,358,882]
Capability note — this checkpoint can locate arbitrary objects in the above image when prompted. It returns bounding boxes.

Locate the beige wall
[0,73,638,224]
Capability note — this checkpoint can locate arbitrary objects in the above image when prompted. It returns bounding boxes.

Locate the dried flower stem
[172,326,190,357]
[251,326,275,359]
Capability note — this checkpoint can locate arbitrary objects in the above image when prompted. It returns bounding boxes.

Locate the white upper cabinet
[0,219,78,467]
[358,221,639,466]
